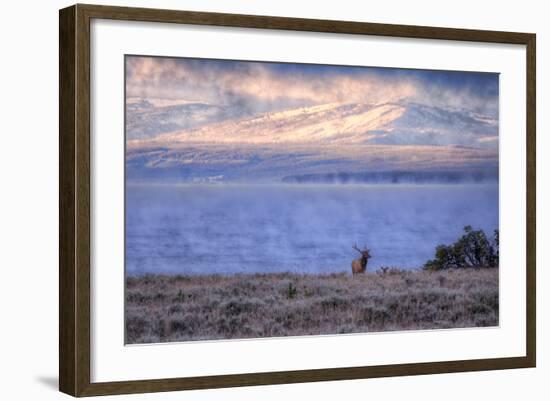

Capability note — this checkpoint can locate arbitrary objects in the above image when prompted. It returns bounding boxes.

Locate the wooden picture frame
[59,3,536,397]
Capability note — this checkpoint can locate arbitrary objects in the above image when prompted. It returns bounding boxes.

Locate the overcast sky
[126,55,499,124]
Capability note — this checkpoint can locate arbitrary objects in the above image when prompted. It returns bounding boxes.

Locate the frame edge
[75,3,534,43]
[60,4,94,397]
[59,4,77,397]
[525,33,536,368]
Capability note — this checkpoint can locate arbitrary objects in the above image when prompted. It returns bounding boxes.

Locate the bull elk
[351,244,371,275]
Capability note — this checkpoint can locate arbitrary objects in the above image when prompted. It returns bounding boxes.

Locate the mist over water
[126,184,498,276]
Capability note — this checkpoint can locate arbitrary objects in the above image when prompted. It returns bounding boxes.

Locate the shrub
[173,289,185,303]
[424,226,499,270]
[287,282,297,299]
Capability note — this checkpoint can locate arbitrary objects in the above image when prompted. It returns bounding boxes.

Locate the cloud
[126,56,420,112]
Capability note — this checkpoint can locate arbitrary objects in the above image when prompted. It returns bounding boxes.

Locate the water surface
[126,184,498,275]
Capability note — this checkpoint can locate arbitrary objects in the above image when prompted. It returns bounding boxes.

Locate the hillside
[126,101,498,182]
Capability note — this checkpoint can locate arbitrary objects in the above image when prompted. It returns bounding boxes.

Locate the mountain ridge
[128,100,497,148]
[126,100,498,182]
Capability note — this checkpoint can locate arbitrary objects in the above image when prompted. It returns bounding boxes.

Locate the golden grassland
[125,268,498,344]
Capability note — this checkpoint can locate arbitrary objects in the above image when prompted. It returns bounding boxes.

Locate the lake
[126,183,498,275]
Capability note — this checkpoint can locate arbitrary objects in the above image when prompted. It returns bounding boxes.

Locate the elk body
[351,244,371,275]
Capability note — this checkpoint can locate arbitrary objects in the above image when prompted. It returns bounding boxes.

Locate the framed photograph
[59,4,536,397]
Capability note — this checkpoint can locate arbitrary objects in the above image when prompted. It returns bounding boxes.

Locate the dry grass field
[125,268,498,344]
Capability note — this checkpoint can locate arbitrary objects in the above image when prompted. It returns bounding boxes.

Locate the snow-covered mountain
[130,101,497,147]
[126,97,237,139]
[126,101,498,182]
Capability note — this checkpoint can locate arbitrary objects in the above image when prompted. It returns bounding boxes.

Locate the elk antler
[352,244,363,254]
